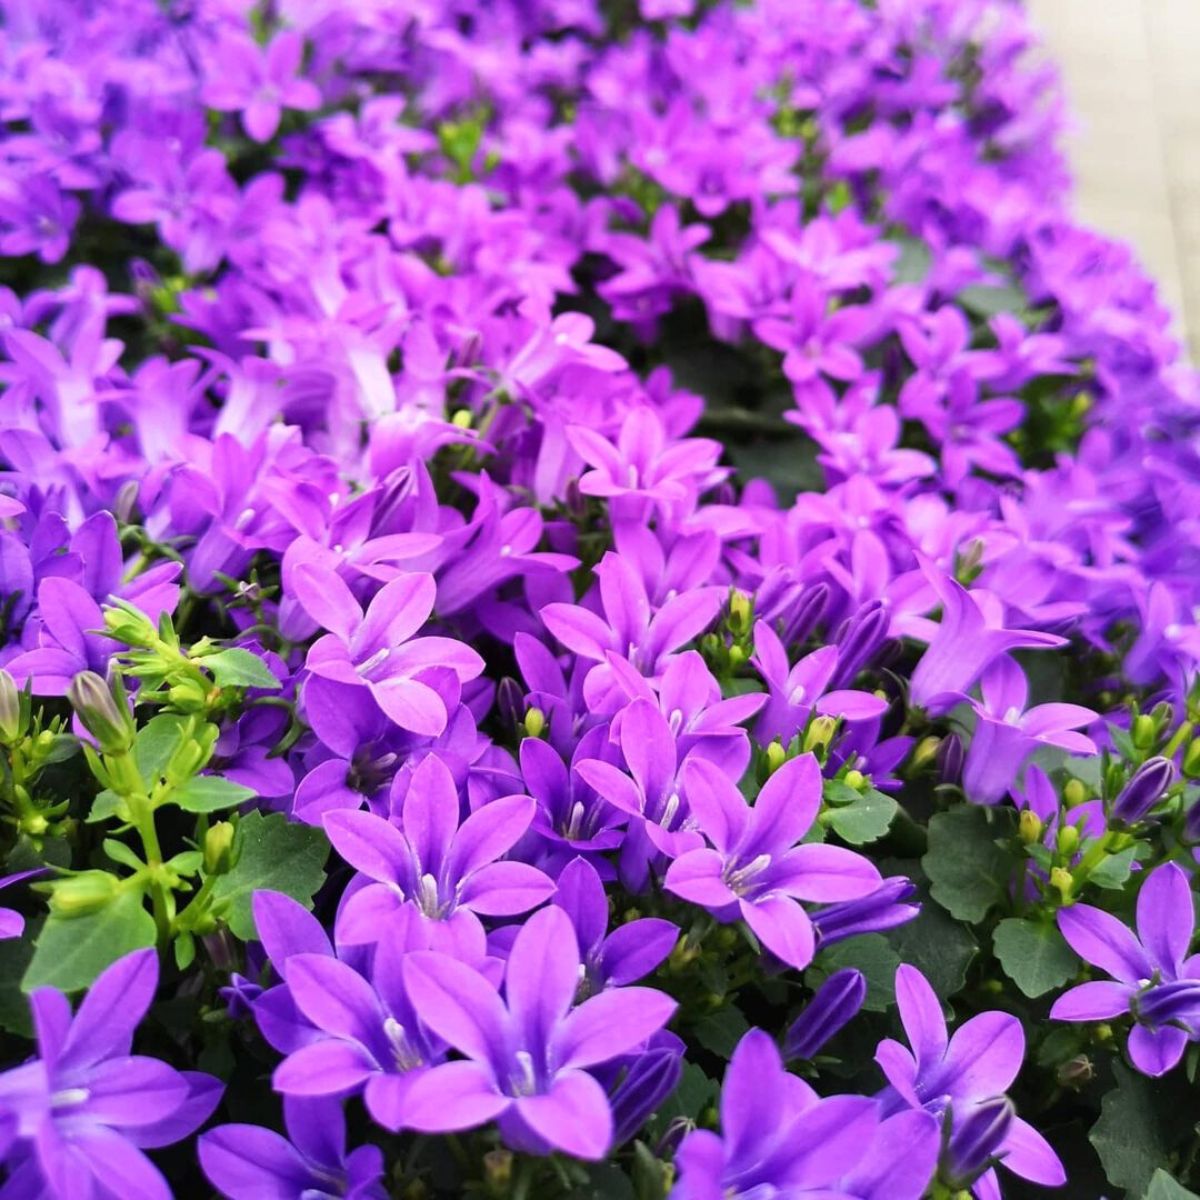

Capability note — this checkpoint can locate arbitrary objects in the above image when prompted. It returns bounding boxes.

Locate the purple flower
[671,1028,916,1200]
[323,752,554,948]
[664,755,882,969]
[199,1097,386,1200]
[203,32,322,144]
[0,868,43,939]
[0,950,221,1200]
[810,877,921,946]
[1109,756,1176,826]
[553,856,679,995]
[907,575,1065,715]
[6,578,118,695]
[962,659,1097,805]
[751,619,887,745]
[1051,862,1200,1076]
[876,965,1065,1194]
[400,905,677,1160]
[291,564,483,737]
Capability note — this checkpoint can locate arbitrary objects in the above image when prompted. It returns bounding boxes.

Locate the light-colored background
[1026,0,1200,360]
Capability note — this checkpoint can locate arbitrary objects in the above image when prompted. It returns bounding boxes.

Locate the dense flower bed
[1,0,1199,1196]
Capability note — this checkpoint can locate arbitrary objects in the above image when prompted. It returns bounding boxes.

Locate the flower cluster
[0,0,1198,1196]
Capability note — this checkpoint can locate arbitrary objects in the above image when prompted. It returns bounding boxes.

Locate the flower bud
[523,707,546,739]
[68,671,135,755]
[204,821,237,875]
[1182,738,1200,780]
[784,968,866,1061]
[765,740,787,776]
[1183,798,1200,845]
[936,733,964,785]
[1056,1055,1094,1089]
[1050,866,1074,901]
[451,409,473,430]
[1056,824,1080,857]
[844,769,866,792]
[103,601,157,649]
[1018,810,1043,845]
[47,871,120,918]
[727,589,753,635]
[803,716,837,755]
[1131,714,1156,751]
[1063,778,1088,808]
[482,1149,512,1195]
[1110,756,1175,825]
[0,669,22,743]
[945,1096,1014,1186]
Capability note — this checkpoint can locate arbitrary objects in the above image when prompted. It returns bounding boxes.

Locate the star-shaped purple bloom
[665,754,882,970]
[1050,862,1200,1076]
[200,1096,386,1200]
[400,905,678,1161]
[0,950,221,1200]
[292,564,483,737]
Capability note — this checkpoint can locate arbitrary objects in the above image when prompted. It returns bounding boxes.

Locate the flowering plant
[0,0,1198,1197]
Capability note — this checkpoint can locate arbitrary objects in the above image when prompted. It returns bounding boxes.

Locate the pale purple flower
[400,905,677,1160]
[0,951,221,1200]
[876,965,1065,1194]
[323,752,554,948]
[1051,862,1200,1076]
[664,754,882,969]
[291,564,483,737]
[962,658,1096,805]
[203,33,322,144]
[200,1097,386,1200]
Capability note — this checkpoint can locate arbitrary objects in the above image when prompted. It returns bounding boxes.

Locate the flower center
[508,1049,538,1097]
[723,853,772,896]
[383,1017,423,1072]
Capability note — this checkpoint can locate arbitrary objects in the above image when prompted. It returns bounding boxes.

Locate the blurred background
[1027,1,1200,359]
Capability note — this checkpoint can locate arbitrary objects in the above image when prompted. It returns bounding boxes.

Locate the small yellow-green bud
[103,602,157,649]
[68,671,136,755]
[451,409,473,429]
[728,589,752,634]
[482,1149,512,1195]
[844,769,866,792]
[727,644,747,668]
[803,716,837,754]
[1056,825,1080,857]
[1063,778,1088,808]
[523,707,546,738]
[0,669,22,743]
[912,735,941,770]
[1094,1023,1113,1044]
[204,821,237,875]
[1018,810,1043,845]
[1182,738,1200,779]
[1049,867,1074,901]
[765,740,787,775]
[1132,714,1156,751]
[48,871,120,917]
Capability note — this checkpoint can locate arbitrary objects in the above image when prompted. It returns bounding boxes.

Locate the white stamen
[509,1049,538,1097]
[725,853,772,895]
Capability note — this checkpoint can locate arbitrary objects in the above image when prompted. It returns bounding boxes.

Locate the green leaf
[1088,846,1138,891]
[992,918,1079,998]
[22,889,156,993]
[1091,1063,1191,1195]
[824,788,898,846]
[1145,1169,1200,1199]
[811,934,900,1012]
[203,648,280,691]
[173,775,256,813]
[958,282,1028,317]
[0,930,35,1034]
[692,1005,750,1059]
[87,789,124,823]
[134,714,188,782]
[211,811,329,940]
[887,894,977,999]
[654,1061,718,1127]
[922,806,1016,924]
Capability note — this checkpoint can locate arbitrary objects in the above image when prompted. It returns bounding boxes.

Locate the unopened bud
[765,740,787,775]
[523,707,546,739]
[803,716,837,754]
[1056,1055,1094,1089]
[1056,825,1080,857]
[103,601,157,649]
[451,408,473,429]
[204,821,237,875]
[912,735,941,770]
[68,671,135,754]
[1049,867,1074,901]
[1110,756,1175,826]
[47,871,120,917]
[1131,714,1156,751]
[728,590,752,634]
[727,644,746,668]
[1182,738,1200,779]
[0,669,22,742]
[167,680,209,713]
[1063,778,1087,808]
[844,769,866,792]
[482,1149,512,1194]
[1018,810,1042,845]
